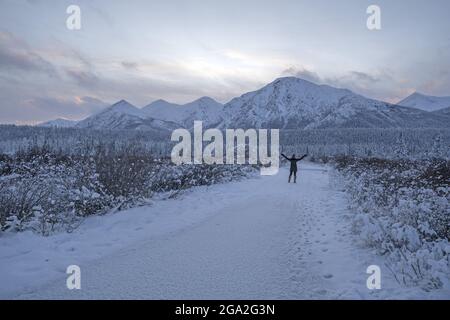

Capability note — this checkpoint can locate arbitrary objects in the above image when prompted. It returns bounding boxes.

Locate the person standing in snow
[281,153,307,183]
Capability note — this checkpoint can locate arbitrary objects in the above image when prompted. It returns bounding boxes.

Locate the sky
[0,0,449,124]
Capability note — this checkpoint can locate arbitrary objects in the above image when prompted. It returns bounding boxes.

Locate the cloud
[347,71,380,83]
[283,65,381,86]
[0,31,57,77]
[0,29,419,122]
[0,94,108,124]
[282,65,403,102]
[66,69,100,88]
[282,66,322,84]
[29,96,107,118]
[121,61,139,70]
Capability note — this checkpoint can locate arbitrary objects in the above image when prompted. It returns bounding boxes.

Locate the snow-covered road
[2,163,429,299]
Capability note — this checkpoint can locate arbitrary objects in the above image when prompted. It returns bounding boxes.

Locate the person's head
[292,154,295,158]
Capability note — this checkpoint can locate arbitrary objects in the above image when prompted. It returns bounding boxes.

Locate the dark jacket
[281,154,307,172]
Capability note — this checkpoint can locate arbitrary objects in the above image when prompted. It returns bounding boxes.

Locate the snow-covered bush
[0,151,109,235]
[151,163,253,194]
[332,157,450,291]
[0,145,255,236]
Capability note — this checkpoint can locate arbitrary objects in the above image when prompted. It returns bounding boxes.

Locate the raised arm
[281,153,290,160]
[295,154,307,161]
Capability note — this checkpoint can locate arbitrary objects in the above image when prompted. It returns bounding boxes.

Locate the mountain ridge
[218,77,450,129]
[397,92,450,112]
[38,77,450,131]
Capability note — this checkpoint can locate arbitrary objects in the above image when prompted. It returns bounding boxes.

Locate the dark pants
[288,170,297,183]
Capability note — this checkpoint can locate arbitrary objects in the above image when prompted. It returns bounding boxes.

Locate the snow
[219,77,450,130]
[75,97,222,130]
[333,158,450,291]
[106,100,143,117]
[142,97,223,128]
[76,100,145,130]
[141,99,179,119]
[1,163,447,299]
[75,99,180,131]
[37,78,450,132]
[398,92,450,112]
[220,77,354,129]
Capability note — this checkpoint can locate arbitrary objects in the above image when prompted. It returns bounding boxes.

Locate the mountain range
[75,100,180,132]
[39,77,450,131]
[141,96,223,129]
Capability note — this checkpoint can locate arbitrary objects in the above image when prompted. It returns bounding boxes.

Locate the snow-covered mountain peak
[269,76,353,94]
[409,91,424,98]
[193,96,220,104]
[398,92,450,112]
[142,96,223,128]
[237,76,357,108]
[270,76,317,87]
[184,96,222,108]
[106,99,142,117]
[146,99,178,107]
[220,76,361,129]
